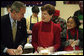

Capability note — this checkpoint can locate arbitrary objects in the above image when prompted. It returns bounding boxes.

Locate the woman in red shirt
[32,4,61,53]
[64,16,83,51]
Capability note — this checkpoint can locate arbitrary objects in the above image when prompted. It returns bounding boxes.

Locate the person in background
[1,1,27,55]
[32,4,61,53]
[7,5,11,13]
[64,16,83,51]
[74,1,83,23]
[74,1,83,32]
[51,10,67,51]
[26,6,41,35]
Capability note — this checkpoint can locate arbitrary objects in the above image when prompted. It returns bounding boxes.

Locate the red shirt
[32,20,61,51]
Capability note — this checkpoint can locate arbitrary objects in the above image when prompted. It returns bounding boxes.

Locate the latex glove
[16,45,23,55]
[71,40,79,47]
[68,39,74,45]
[37,47,45,52]
[47,46,55,53]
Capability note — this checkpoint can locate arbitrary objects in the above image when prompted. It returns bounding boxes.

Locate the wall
[1,1,80,20]
[55,1,80,21]
[1,8,4,16]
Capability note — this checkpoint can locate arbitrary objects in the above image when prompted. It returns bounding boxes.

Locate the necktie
[12,20,16,41]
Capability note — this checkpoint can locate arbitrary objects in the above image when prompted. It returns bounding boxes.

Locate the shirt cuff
[3,47,8,53]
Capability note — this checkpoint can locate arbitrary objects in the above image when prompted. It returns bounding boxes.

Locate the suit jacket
[1,14,27,54]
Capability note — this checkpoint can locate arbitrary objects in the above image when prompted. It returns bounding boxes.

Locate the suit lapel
[7,14,14,42]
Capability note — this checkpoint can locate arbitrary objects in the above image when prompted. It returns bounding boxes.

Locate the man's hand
[6,49,16,55]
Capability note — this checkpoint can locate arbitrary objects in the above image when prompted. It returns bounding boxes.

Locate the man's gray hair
[11,1,26,13]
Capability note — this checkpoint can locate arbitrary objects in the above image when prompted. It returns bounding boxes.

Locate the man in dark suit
[1,1,27,55]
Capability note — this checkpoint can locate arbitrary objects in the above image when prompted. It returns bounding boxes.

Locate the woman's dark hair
[67,16,81,29]
[32,6,39,14]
